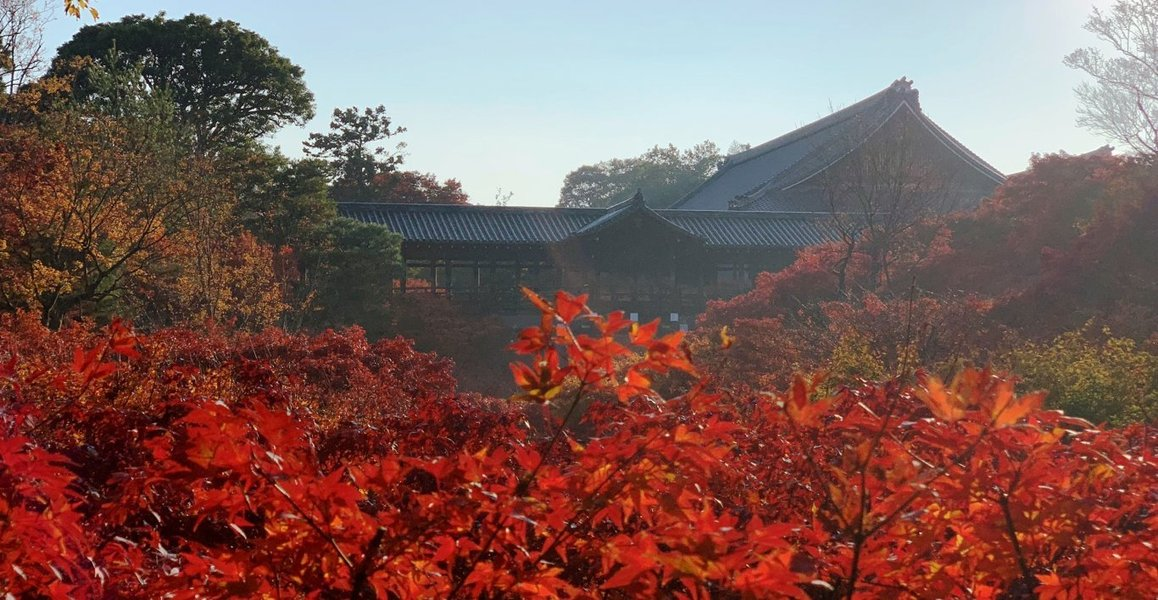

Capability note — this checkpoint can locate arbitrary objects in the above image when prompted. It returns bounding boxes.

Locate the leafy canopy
[51,12,315,151]
[558,141,727,208]
[0,58,195,326]
[303,104,470,204]
[303,104,405,199]
[1006,327,1157,426]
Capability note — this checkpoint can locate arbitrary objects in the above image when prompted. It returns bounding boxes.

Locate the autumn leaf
[616,367,652,402]
[108,318,141,359]
[630,319,659,346]
[993,390,1046,428]
[64,0,99,19]
[521,286,554,315]
[555,291,588,324]
[719,325,735,349]
[598,310,634,336]
[914,373,968,422]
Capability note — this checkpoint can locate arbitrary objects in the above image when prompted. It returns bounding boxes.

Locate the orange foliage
[0,293,1154,597]
[0,113,287,329]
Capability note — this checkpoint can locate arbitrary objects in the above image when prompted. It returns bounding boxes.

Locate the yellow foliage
[148,231,287,330]
[0,115,176,322]
[0,107,286,328]
[1003,326,1157,425]
[824,331,886,390]
[63,0,98,20]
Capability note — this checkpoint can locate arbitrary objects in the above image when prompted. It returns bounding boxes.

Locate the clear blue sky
[44,1,1111,207]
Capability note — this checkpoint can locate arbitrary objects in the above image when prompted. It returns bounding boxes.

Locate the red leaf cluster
[0,296,1154,597]
[696,154,1158,395]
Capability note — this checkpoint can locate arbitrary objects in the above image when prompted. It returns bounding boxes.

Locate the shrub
[1005,326,1157,425]
[0,295,1154,597]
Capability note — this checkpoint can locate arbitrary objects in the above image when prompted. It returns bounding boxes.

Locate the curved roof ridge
[570,191,695,241]
[722,94,1007,212]
[774,100,923,194]
[336,201,606,215]
[338,201,839,248]
[573,193,648,235]
[722,78,913,168]
[729,98,905,208]
[657,208,832,218]
[912,110,1005,183]
[670,78,917,210]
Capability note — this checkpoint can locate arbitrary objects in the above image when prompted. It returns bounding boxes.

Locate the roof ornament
[631,188,645,204]
[890,76,920,108]
[1080,145,1114,157]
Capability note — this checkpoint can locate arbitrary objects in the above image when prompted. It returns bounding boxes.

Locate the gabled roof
[572,190,650,236]
[670,78,1005,211]
[570,190,703,243]
[338,201,836,249]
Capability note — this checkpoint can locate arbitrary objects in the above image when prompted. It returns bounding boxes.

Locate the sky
[42,1,1113,207]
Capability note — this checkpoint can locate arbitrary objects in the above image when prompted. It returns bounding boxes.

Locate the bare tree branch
[1065,0,1158,157]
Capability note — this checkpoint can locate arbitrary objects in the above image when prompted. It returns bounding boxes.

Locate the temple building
[672,78,1004,212]
[340,78,1004,324]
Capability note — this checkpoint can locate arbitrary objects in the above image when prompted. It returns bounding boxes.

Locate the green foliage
[301,217,402,336]
[68,49,186,135]
[234,151,336,249]
[558,141,723,208]
[1005,327,1157,425]
[227,150,406,334]
[51,12,315,151]
[303,104,404,200]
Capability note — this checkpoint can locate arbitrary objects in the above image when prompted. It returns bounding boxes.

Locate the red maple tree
[0,291,1154,597]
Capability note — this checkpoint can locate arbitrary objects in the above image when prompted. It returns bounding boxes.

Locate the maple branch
[448,378,588,598]
[845,394,898,598]
[897,276,919,379]
[998,471,1035,588]
[531,423,671,575]
[254,462,355,571]
[516,380,586,497]
[350,526,387,599]
[864,421,994,539]
[781,398,846,525]
[23,340,110,437]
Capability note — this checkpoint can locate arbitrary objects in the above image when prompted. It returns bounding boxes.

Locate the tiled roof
[338,202,836,249]
[572,190,650,236]
[573,190,708,242]
[671,78,1004,211]
[339,203,601,244]
[662,211,835,247]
